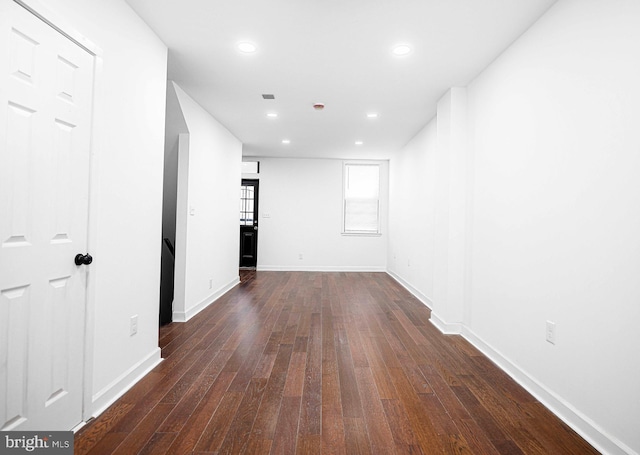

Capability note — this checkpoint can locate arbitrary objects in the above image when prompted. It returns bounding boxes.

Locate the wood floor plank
[79,432,128,455]
[358,332,398,400]
[336,338,363,419]
[137,431,178,455]
[157,375,215,434]
[343,417,373,455]
[73,401,135,455]
[193,390,244,453]
[156,350,232,433]
[381,398,421,454]
[454,417,503,455]
[159,340,224,405]
[271,396,301,455]
[217,378,268,454]
[320,304,347,454]
[283,351,306,397]
[109,402,175,455]
[344,314,369,368]
[354,366,397,455]
[245,344,293,448]
[165,371,236,455]
[387,366,444,454]
[296,435,321,455]
[281,311,301,345]
[74,271,600,455]
[299,312,322,437]
[451,382,516,449]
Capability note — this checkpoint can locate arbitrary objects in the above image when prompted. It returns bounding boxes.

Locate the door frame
[13,0,103,426]
[240,179,259,268]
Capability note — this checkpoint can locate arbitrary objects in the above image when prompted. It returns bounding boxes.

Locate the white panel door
[0,1,94,430]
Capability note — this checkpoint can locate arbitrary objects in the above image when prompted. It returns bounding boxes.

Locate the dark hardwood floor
[239,269,256,284]
[75,271,599,454]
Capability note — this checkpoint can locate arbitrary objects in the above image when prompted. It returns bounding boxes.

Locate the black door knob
[75,253,93,266]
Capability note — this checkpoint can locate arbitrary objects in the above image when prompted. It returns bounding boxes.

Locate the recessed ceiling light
[237,41,257,53]
[367,113,379,119]
[355,141,364,146]
[392,44,412,57]
[266,112,278,118]
[282,139,291,144]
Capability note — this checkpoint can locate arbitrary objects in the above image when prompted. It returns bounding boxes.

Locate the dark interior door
[240,179,259,267]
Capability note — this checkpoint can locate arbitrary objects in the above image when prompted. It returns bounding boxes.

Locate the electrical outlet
[130,315,138,336]
[298,253,303,260]
[546,320,556,345]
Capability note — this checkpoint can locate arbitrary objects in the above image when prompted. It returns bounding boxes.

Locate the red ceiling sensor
[313,103,325,110]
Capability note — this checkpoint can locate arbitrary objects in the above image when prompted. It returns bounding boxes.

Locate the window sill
[341,232,382,237]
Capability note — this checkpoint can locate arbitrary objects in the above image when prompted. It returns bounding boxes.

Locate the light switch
[189,206,195,216]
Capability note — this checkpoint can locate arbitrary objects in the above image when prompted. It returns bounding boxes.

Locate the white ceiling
[125,0,557,159]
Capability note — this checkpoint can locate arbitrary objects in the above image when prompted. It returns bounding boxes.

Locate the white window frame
[342,161,381,236]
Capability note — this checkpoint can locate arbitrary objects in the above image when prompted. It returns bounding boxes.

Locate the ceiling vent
[262,94,275,99]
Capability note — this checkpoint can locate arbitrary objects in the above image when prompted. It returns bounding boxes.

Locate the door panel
[240,229,256,266]
[0,1,94,431]
[239,179,258,268]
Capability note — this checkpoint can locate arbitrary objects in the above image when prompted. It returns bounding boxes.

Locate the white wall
[43,0,167,416]
[467,1,640,453]
[251,157,388,271]
[388,121,437,303]
[388,1,640,453]
[171,83,242,321]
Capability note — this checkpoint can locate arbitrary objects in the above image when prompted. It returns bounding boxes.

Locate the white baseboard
[90,347,162,419]
[429,312,463,335]
[173,277,239,322]
[386,270,433,309]
[257,265,387,272]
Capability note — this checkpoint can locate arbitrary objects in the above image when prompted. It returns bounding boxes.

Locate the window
[240,183,255,226]
[343,162,380,234]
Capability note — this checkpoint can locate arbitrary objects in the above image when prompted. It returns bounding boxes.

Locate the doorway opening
[240,179,259,268]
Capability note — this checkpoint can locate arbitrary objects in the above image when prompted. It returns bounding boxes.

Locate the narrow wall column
[431,87,470,333]
[173,133,190,321]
